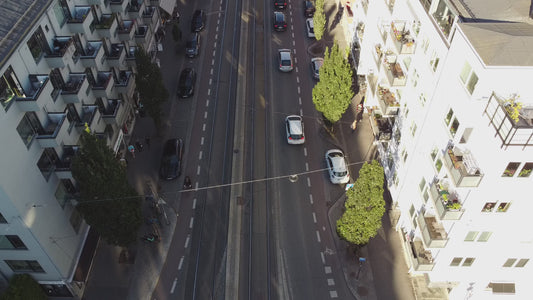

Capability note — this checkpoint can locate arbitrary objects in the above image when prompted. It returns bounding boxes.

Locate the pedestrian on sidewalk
[128,144,136,158]
[135,139,144,152]
[145,136,151,149]
[351,120,357,132]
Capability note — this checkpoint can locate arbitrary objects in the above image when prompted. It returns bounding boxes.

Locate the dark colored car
[273,11,287,32]
[160,138,184,180]
[191,9,206,32]
[185,33,200,58]
[177,68,196,98]
[273,0,287,9]
[303,0,315,17]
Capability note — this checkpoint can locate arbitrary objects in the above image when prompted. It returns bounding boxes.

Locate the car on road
[273,11,287,31]
[274,0,287,9]
[325,149,350,184]
[285,115,305,144]
[278,49,293,72]
[160,138,184,180]
[185,33,200,58]
[310,57,324,80]
[303,0,316,17]
[305,18,315,38]
[177,68,196,98]
[191,9,206,32]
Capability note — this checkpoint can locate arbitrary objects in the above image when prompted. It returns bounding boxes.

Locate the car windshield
[281,59,291,66]
[334,170,348,177]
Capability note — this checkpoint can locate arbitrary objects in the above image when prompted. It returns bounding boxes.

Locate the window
[459,62,478,94]
[411,69,419,87]
[53,0,70,26]
[0,213,6,224]
[462,257,475,267]
[38,148,59,181]
[445,108,453,125]
[450,257,462,266]
[482,202,496,212]
[460,128,473,144]
[423,189,429,203]
[515,259,529,268]
[464,231,479,242]
[435,159,442,172]
[0,235,27,250]
[503,258,517,268]
[26,27,48,61]
[5,260,44,273]
[401,148,408,163]
[497,202,510,212]
[418,93,427,107]
[488,282,515,295]
[477,231,492,242]
[16,112,43,148]
[0,66,24,111]
[429,52,439,72]
[450,118,459,137]
[518,162,533,178]
[419,178,426,192]
[502,162,520,177]
[410,122,417,137]
[430,147,438,160]
[55,179,76,208]
[70,209,82,234]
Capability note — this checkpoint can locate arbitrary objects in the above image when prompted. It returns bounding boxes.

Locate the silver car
[285,115,305,144]
[325,149,350,184]
[278,49,293,72]
[310,57,324,80]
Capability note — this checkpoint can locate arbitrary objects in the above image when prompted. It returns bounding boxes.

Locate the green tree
[337,160,386,245]
[0,274,47,300]
[72,132,142,247]
[312,43,354,124]
[313,0,326,40]
[135,48,169,131]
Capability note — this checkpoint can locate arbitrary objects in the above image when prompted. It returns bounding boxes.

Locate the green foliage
[72,132,142,247]
[337,160,386,245]
[172,23,181,42]
[313,0,326,40]
[504,97,522,123]
[0,274,47,300]
[135,48,169,131]
[312,43,354,124]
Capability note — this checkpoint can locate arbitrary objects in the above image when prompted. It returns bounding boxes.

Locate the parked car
[278,49,293,72]
[325,149,350,184]
[274,0,287,9]
[177,68,196,98]
[305,18,315,38]
[273,11,287,31]
[185,33,201,57]
[160,138,184,180]
[310,57,324,80]
[303,0,316,17]
[191,9,206,32]
[285,115,305,144]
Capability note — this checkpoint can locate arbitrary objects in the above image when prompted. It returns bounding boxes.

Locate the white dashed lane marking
[206,99,210,106]
[201,137,204,145]
[327,278,335,286]
[312,212,317,223]
[198,151,203,160]
[184,236,190,248]
[305,162,309,171]
[309,194,313,204]
[325,266,332,274]
[197,166,201,175]
[307,177,311,187]
[178,256,184,270]
[321,252,325,264]
[316,231,321,243]
[189,217,194,229]
[330,291,338,298]
[192,198,197,209]
[202,123,206,131]
[204,111,208,119]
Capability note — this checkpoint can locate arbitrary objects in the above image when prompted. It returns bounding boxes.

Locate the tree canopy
[337,160,386,245]
[312,43,354,124]
[135,48,169,131]
[313,0,326,40]
[72,132,142,247]
[0,274,47,300]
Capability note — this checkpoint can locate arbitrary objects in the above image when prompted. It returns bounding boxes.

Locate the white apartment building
[0,0,171,297]
[345,0,533,298]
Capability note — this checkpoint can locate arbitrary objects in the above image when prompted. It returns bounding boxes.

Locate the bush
[0,274,47,300]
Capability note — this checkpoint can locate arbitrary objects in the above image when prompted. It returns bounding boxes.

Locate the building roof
[0,0,53,71]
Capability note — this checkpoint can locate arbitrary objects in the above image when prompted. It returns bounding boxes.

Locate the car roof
[279,49,291,59]
[306,18,314,26]
[287,116,303,134]
[311,57,323,67]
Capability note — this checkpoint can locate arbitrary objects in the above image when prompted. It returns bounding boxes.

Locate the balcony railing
[127,0,145,18]
[109,0,128,13]
[405,239,434,271]
[143,6,158,25]
[67,6,94,33]
[102,99,123,124]
[16,75,51,111]
[61,74,88,104]
[55,146,79,179]
[92,14,118,38]
[91,72,114,97]
[106,43,126,67]
[377,86,400,115]
[135,25,151,45]
[429,183,464,220]
[390,22,416,54]
[45,37,77,68]
[369,114,393,141]
[118,20,136,41]
[76,105,100,131]
[417,214,448,248]
[384,61,407,86]
[443,147,483,187]
[125,46,138,67]
[114,71,135,97]
[36,113,68,148]
[80,41,105,68]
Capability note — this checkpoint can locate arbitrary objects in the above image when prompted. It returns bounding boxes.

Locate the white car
[278,49,293,72]
[305,18,315,38]
[285,115,305,144]
[310,57,324,80]
[325,149,350,184]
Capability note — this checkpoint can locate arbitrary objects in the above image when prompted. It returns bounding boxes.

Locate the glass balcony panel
[94,14,118,38]
[143,6,158,25]
[417,214,448,248]
[406,239,434,271]
[45,37,76,68]
[80,41,105,68]
[127,0,145,18]
[55,146,79,179]
[118,20,136,41]
[102,99,124,125]
[114,71,135,97]
[61,74,88,104]
[429,183,464,220]
[135,26,151,45]
[92,72,114,98]
[36,113,68,148]
[16,75,52,112]
[443,147,483,187]
[106,44,126,67]
[67,6,94,33]
[109,0,129,13]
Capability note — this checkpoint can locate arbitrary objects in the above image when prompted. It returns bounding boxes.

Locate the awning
[159,0,177,15]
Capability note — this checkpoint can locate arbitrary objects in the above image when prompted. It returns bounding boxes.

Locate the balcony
[143,6,158,25]
[150,0,160,5]
[118,20,136,41]
[484,92,533,148]
[76,105,101,132]
[127,0,145,18]
[373,44,384,71]
[106,43,126,67]
[91,72,114,98]
[417,214,448,248]
[406,239,434,271]
[80,41,105,69]
[93,14,118,38]
[125,46,137,67]
[45,37,77,68]
[61,74,88,104]
[36,113,68,148]
[16,75,52,112]
[114,71,135,97]
[55,146,79,180]
[443,147,483,187]
[429,183,464,220]
[67,6,94,33]
[135,25,151,45]
[109,0,128,13]
[389,22,416,54]
[370,115,393,141]
[102,99,124,124]
[377,86,400,115]
[384,61,407,86]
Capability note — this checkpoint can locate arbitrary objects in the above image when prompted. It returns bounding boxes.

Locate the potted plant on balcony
[446,201,461,211]
[503,96,522,123]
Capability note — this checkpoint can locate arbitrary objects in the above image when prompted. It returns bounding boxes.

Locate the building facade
[0,0,171,297]
[346,0,533,298]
